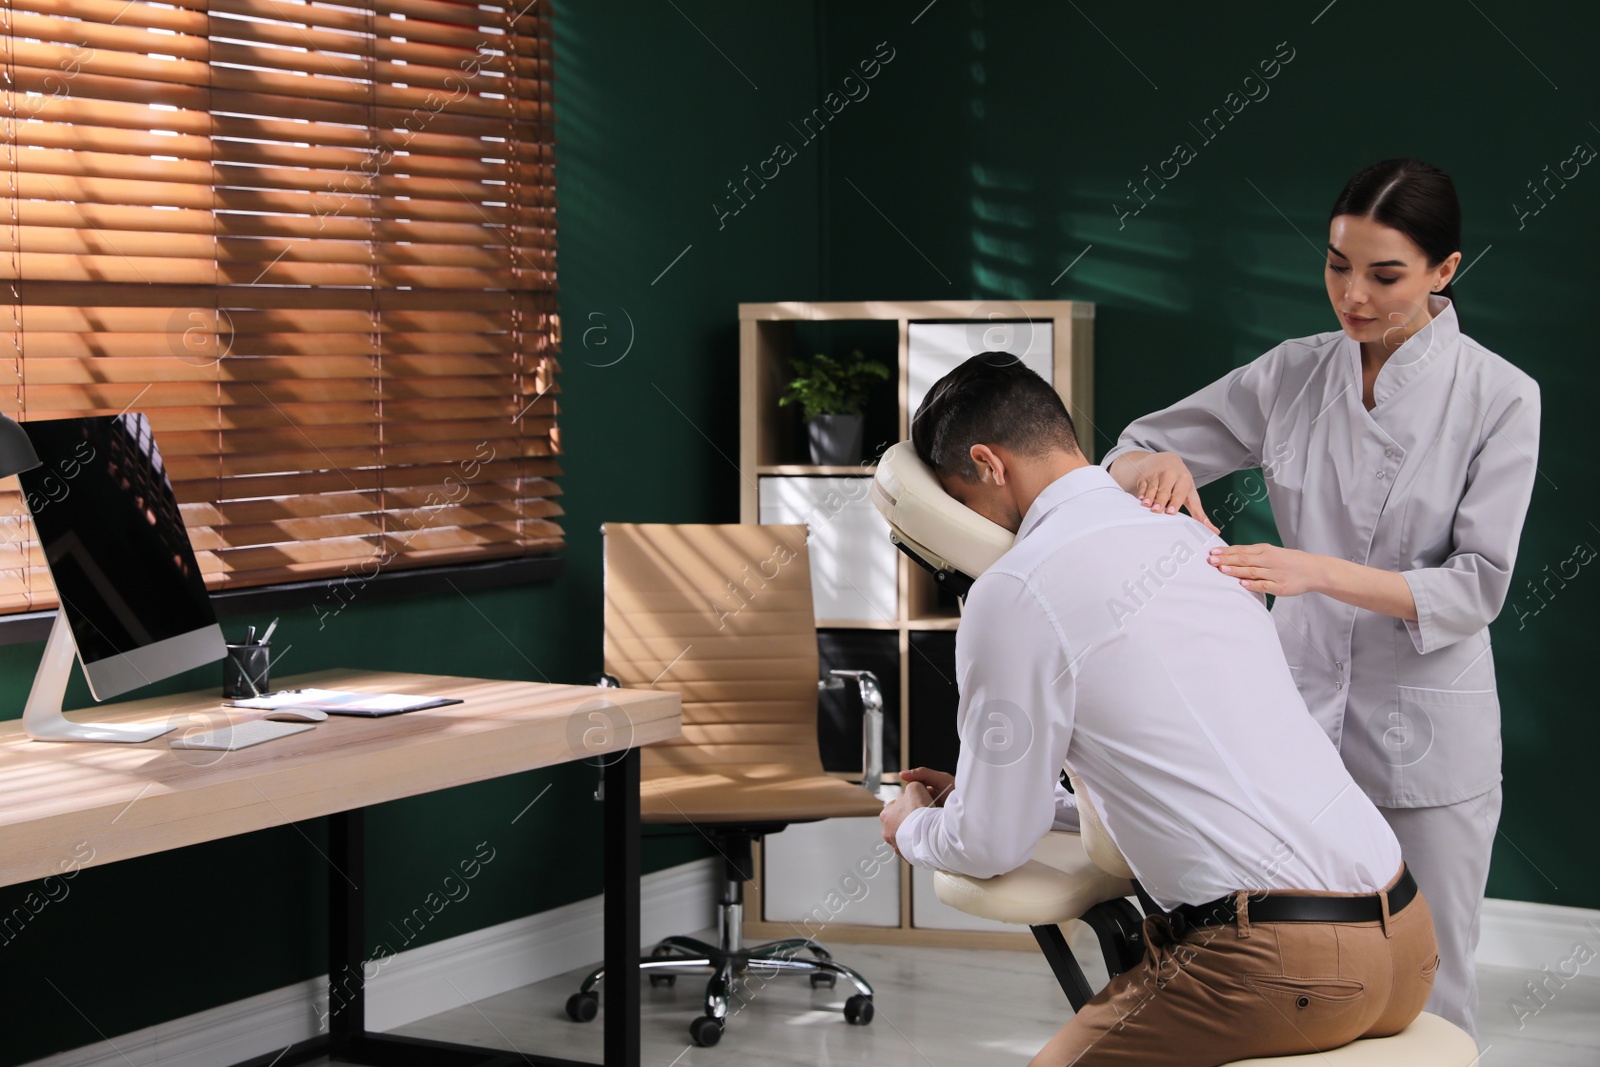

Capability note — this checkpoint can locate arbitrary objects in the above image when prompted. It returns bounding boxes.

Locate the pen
[259,617,279,644]
[245,624,256,645]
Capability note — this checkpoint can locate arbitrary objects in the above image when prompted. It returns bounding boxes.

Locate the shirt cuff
[894,803,938,868]
[1401,569,1434,654]
[1099,442,1138,471]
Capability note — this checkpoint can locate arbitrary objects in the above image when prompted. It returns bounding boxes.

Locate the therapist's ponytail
[1330,158,1462,305]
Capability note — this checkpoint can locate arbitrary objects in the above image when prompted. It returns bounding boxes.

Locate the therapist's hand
[899,767,955,806]
[880,781,934,859]
[1208,543,1330,597]
[1110,451,1218,533]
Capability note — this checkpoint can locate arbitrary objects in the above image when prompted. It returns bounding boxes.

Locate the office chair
[565,523,885,1048]
[874,440,1480,1063]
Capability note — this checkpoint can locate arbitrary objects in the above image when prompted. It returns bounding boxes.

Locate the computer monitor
[18,412,226,742]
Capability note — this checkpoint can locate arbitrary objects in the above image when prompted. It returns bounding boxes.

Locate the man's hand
[880,780,934,859]
[1109,451,1218,533]
[1208,543,1330,597]
[899,767,955,806]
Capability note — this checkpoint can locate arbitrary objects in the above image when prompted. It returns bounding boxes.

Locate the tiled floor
[315,925,1600,1065]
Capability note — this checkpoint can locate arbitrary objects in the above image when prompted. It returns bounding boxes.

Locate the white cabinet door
[762,812,902,928]
[907,321,1054,426]
[759,476,897,621]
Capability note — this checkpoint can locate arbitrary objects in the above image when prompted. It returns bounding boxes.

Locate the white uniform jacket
[1101,295,1541,808]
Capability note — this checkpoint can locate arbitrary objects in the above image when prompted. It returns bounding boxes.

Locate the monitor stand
[23,612,179,743]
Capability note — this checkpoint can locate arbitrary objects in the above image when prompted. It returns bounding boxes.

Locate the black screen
[19,413,216,665]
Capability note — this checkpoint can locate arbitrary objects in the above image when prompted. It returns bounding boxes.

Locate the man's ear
[969,443,1005,486]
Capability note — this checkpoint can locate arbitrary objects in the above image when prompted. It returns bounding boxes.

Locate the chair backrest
[602,523,826,779]
[1067,772,1136,880]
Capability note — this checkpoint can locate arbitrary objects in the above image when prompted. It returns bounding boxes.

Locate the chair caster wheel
[649,973,676,987]
[690,1015,724,1046]
[844,994,874,1025]
[810,973,836,989]
[565,992,598,1022]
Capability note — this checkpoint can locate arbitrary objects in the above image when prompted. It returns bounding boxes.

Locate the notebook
[224,687,464,717]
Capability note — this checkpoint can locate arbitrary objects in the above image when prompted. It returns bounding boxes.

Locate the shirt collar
[1348,293,1458,407]
[1015,463,1121,541]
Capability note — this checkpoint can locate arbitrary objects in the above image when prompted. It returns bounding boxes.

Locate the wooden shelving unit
[737,299,1094,949]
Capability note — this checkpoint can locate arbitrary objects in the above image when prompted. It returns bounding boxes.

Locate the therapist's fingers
[1143,470,1178,513]
[1133,463,1160,505]
[1208,543,1260,566]
[1134,471,1155,505]
[1184,489,1218,533]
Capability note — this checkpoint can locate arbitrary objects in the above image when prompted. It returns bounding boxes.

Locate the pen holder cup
[223,642,271,699]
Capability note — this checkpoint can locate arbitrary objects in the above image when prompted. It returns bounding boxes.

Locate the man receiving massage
[877,353,1439,1066]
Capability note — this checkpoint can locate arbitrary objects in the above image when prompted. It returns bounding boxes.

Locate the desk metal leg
[231,756,647,1067]
[232,805,589,1067]
[329,809,367,1056]
[602,747,641,1067]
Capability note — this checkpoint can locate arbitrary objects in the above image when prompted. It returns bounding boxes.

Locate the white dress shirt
[894,464,1403,911]
[1099,295,1540,807]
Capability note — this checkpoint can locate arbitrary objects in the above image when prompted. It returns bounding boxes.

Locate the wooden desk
[0,668,682,1067]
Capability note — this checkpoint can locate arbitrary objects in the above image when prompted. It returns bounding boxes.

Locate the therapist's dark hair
[1330,158,1461,303]
[911,352,1081,483]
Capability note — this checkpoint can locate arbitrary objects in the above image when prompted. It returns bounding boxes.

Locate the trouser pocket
[1243,973,1370,1048]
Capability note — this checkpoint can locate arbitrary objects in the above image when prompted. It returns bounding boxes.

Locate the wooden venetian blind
[0,0,562,613]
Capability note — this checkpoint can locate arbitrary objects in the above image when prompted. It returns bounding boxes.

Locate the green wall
[0,4,822,1063]
[816,2,1596,909]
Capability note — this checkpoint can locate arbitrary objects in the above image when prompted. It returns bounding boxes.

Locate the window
[0,0,561,613]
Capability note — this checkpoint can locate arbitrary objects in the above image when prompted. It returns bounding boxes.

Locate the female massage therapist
[1099,158,1541,1039]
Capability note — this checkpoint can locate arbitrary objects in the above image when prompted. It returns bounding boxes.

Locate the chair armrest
[820,669,884,792]
[931,831,1133,925]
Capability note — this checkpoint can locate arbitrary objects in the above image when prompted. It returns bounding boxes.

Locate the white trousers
[1377,784,1503,1041]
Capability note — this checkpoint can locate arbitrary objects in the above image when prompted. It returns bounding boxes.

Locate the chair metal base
[565,830,875,1047]
[569,914,876,1046]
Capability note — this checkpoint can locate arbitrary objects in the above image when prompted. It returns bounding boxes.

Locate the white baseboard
[24,884,1600,1067]
[23,857,719,1067]
[1477,897,1600,975]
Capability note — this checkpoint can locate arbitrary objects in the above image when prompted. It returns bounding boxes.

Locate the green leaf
[777,348,889,420]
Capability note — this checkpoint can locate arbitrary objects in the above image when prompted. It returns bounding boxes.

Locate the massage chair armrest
[820,669,884,793]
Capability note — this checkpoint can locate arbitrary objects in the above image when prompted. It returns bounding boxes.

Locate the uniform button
[1336,681,1344,690]
[1376,470,1387,480]
[1384,448,1396,459]
[1347,554,1359,562]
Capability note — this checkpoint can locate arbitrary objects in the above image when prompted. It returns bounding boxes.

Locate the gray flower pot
[807,414,865,465]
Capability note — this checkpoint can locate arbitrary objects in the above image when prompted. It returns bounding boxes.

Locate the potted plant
[778,349,890,465]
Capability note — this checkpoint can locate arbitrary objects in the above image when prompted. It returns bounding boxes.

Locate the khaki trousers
[1029,868,1440,1067]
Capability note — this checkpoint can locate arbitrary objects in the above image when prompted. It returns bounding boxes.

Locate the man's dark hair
[910,353,1080,482]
